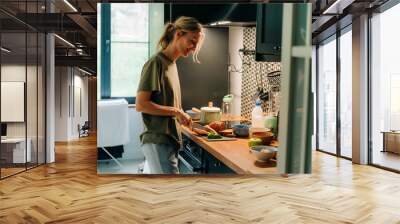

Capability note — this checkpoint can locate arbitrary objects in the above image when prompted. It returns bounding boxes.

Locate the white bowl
[186,110,200,120]
[250,145,277,162]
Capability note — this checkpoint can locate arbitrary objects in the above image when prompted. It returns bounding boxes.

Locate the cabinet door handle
[273,46,281,51]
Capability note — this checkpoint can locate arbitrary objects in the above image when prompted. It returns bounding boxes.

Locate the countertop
[181,126,278,174]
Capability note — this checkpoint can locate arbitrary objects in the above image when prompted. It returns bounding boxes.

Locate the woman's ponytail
[158,17,204,63]
[158,22,175,50]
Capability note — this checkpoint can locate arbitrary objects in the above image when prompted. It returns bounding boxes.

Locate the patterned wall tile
[241,27,281,120]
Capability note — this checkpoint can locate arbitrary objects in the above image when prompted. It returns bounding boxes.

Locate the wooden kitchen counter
[181,126,278,174]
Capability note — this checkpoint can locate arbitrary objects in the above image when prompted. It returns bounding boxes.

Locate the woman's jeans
[141,143,179,174]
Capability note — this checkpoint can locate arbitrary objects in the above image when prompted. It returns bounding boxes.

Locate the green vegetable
[207,132,222,139]
[248,138,263,147]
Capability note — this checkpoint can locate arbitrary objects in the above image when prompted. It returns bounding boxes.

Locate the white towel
[97,99,129,147]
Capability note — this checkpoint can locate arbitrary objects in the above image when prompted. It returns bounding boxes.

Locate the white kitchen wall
[228,27,244,116]
[228,27,281,119]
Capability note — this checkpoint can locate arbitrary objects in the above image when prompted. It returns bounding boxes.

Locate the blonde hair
[158,16,204,63]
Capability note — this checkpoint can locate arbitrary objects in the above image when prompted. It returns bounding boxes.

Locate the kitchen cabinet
[179,135,234,174]
[203,151,235,174]
[178,136,204,174]
[164,4,256,26]
[255,3,283,62]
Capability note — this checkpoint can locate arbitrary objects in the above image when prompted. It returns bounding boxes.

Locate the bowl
[219,129,234,137]
[186,110,200,120]
[250,128,273,145]
[250,145,277,162]
[232,124,250,137]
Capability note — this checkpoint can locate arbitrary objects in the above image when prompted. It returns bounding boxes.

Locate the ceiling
[0,0,98,74]
[311,0,390,43]
[1,0,395,73]
[166,3,257,26]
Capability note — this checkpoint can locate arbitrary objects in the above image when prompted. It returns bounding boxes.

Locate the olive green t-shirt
[137,52,182,149]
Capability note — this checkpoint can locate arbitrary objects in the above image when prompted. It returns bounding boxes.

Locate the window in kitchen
[110,3,149,98]
[370,2,400,171]
[99,3,164,102]
[317,35,337,155]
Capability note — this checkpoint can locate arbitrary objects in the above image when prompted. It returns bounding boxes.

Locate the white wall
[71,74,89,138]
[228,27,244,116]
[1,65,38,137]
[55,67,89,141]
[1,65,26,139]
[55,67,69,141]
[1,64,26,81]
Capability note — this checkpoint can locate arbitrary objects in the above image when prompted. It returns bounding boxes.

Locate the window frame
[100,3,151,104]
[315,24,353,161]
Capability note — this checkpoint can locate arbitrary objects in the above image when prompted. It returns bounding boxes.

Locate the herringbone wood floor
[1,134,400,224]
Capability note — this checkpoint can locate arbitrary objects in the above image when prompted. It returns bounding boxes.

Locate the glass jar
[221,94,234,128]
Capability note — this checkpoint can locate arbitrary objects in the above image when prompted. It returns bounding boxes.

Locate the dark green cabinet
[255,3,283,62]
[203,151,235,174]
[179,135,235,174]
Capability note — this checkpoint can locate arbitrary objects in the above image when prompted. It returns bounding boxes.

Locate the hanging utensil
[258,64,269,102]
[254,63,261,100]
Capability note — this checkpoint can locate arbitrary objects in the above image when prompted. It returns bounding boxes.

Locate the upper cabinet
[255,4,283,62]
[164,4,256,25]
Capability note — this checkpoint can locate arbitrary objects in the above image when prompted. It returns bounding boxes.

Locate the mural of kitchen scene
[97,3,312,174]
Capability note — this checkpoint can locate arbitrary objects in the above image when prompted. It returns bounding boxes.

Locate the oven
[178,136,204,174]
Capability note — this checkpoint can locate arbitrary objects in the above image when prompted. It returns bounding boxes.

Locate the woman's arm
[136,91,177,116]
[136,91,192,126]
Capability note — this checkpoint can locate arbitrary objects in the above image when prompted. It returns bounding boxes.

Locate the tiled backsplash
[241,27,281,119]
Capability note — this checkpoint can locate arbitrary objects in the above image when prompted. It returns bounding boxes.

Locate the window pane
[27,31,38,169]
[312,46,317,151]
[340,29,352,158]
[318,36,337,154]
[111,4,148,42]
[111,43,148,97]
[1,31,27,177]
[371,3,400,171]
[390,75,400,129]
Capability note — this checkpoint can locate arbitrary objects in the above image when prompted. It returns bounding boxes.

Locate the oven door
[178,149,203,174]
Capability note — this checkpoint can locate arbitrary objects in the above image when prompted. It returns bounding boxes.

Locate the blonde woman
[135,16,204,174]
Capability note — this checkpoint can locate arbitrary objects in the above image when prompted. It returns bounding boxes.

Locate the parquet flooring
[1,167,26,177]
[1,134,400,223]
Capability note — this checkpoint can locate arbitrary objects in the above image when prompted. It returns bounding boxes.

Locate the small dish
[250,145,277,162]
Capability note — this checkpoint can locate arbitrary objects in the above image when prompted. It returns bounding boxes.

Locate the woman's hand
[176,109,192,127]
